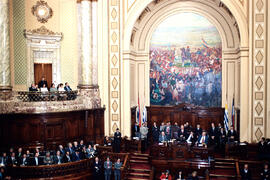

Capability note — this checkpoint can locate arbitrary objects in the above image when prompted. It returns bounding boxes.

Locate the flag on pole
[231,97,235,129]
[136,96,141,127]
[142,106,147,124]
[224,103,229,132]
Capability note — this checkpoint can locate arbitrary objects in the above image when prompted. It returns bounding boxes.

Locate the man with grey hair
[140,122,149,152]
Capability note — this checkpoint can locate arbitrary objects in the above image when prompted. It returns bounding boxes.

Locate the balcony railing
[17,91,78,102]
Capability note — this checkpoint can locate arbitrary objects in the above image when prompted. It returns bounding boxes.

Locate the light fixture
[32,0,53,23]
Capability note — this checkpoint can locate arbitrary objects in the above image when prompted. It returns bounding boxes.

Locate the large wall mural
[150,13,222,107]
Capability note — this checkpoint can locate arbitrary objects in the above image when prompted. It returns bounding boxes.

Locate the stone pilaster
[0,0,12,100]
[77,0,100,108]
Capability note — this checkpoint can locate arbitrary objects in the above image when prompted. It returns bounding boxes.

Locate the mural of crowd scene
[150,13,222,107]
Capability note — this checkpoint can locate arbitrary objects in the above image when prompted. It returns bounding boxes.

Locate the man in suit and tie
[114,128,121,153]
[62,151,72,163]
[7,152,18,166]
[38,77,48,88]
[178,125,187,142]
[19,154,29,166]
[159,131,168,143]
[227,125,238,142]
[152,122,160,143]
[197,131,209,147]
[16,147,23,159]
[66,143,74,155]
[31,152,42,166]
[208,122,219,145]
[72,150,81,162]
[241,164,252,180]
[194,124,202,140]
[53,150,62,165]
[58,145,65,156]
[165,122,172,140]
[104,157,112,180]
[0,153,8,167]
[261,164,270,180]
[93,157,102,179]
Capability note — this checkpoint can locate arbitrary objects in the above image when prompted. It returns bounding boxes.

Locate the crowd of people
[0,140,123,180]
[134,121,239,150]
[28,77,75,101]
[150,46,222,107]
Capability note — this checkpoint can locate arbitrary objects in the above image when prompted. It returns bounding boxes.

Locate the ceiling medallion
[31,0,53,23]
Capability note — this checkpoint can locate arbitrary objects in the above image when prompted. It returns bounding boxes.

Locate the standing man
[114,158,122,180]
[140,122,149,152]
[114,128,122,153]
[93,157,102,179]
[38,77,48,88]
[152,122,159,143]
[104,157,112,180]
[165,122,172,140]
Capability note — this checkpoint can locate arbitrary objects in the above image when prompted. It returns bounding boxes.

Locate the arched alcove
[121,0,250,142]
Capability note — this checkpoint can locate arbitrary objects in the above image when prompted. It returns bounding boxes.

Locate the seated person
[58,145,65,155]
[40,84,48,92]
[0,153,7,167]
[38,77,48,88]
[165,122,172,140]
[43,152,53,165]
[53,150,62,164]
[159,131,168,143]
[57,83,66,100]
[261,164,270,180]
[30,152,42,166]
[186,131,196,144]
[64,82,72,91]
[160,170,172,180]
[160,122,166,132]
[171,122,180,139]
[7,152,18,166]
[29,83,38,91]
[72,151,81,162]
[50,83,58,100]
[241,164,252,180]
[19,154,29,166]
[227,125,238,142]
[175,171,183,180]
[62,151,72,163]
[187,171,199,180]
[196,131,209,147]
[104,136,112,146]
[86,144,95,158]
[178,125,187,142]
[184,121,192,133]
[79,140,85,151]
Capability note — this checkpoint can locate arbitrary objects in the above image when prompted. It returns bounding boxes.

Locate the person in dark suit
[184,121,192,133]
[196,131,209,147]
[38,77,48,88]
[79,140,85,151]
[66,143,74,155]
[208,122,219,145]
[93,157,102,179]
[62,151,72,163]
[7,152,18,166]
[104,136,112,146]
[227,126,238,142]
[171,122,180,139]
[64,82,72,91]
[165,122,172,140]
[178,125,187,142]
[19,154,29,166]
[16,147,23,159]
[188,171,199,180]
[58,145,65,156]
[218,127,227,150]
[241,164,252,180]
[114,128,121,153]
[261,164,270,180]
[53,151,62,165]
[186,131,196,145]
[30,152,42,166]
[194,124,202,140]
[104,157,112,180]
[152,122,160,143]
[29,83,38,91]
[159,131,168,143]
[0,153,8,167]
[72,151,81,162]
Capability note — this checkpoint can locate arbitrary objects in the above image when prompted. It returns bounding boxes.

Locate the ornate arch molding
[130,0,240,53]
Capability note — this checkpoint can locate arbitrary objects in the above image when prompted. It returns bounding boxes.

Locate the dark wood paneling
[0,108,105,151]
[131,104,224,132]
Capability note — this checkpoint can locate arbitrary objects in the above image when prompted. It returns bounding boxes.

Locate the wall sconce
[31,0,53,23]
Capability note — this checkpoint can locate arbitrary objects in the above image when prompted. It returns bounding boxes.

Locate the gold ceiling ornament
[31,0,53,23]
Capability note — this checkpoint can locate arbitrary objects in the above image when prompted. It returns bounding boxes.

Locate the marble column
[78,0,100,108]
[0,0,12,101]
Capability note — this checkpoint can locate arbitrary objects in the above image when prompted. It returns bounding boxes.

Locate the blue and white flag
[142,106,147,124]
[224,103,229,132]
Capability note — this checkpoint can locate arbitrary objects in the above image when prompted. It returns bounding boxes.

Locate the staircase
[209,158,237,180]
[127,153,152,180]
